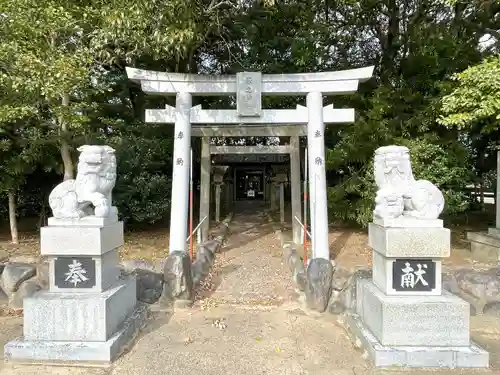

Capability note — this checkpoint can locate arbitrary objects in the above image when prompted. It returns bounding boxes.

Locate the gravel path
[111,305,366,375]
[195,202,297,308]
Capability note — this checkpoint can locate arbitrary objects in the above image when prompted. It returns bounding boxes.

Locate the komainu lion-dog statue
[49,145,117,219]
[373,145,444,220]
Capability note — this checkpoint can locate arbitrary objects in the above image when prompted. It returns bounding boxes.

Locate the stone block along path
[2,204,500,374]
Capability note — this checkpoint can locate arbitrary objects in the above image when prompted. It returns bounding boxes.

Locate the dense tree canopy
[0,0,499,236]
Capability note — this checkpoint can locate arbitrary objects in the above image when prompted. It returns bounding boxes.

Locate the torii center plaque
[236,72,262,117]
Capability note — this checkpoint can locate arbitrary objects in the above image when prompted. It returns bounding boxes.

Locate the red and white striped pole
[189,148,194,260]
[303,148,308,265]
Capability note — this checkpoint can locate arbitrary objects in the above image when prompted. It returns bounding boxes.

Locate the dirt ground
[279,215,491,272]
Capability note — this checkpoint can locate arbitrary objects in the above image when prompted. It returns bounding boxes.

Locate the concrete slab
[468,232,500,248]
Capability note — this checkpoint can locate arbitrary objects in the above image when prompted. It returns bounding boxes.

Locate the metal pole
[294,216,311,239]
[187,216,208,242]
[189,148,194,260]
[303,148,308,265]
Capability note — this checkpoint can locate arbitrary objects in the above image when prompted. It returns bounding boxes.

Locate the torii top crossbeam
[125,66,374,96]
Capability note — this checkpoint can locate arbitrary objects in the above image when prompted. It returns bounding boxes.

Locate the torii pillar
[169,93,192,253]
[199,137,211,242]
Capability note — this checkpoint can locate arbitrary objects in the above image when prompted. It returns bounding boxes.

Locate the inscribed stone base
[372,251,442,296]
[357,279,469,347]
[368,223,450,258]
[344,314,489,368]
[467,231,500,262]
[24,276,136,342]
[41,220,123,256]
[4,303,147,363]
[48,248,121,293]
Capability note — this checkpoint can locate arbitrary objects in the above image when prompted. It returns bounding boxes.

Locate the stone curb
[192,212,234,286]
[265,210,333,313]
[265,210,305,288]
[156,212,234,311]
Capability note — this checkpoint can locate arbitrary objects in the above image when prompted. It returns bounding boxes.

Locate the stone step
[467,231,500,262]
[467,231,500,248]
[345,314,488,369]
[488,227,500,237]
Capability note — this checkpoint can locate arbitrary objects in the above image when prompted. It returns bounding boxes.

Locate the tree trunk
[60,93,74,181]
[480,182,485,211]
[8,190,19,245]
[38,200,47,230]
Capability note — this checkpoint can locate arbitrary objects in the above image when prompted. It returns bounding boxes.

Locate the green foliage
[0,124,49,193]
[0,0,98,188]
[0,0,94,108]
[400,139,472,215]
[90,0,204,64]
[327,165,376,227]
[111,134,173,225]
[439,56,500,132]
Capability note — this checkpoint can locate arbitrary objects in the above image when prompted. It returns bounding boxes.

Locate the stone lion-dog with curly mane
[49,145,117,219]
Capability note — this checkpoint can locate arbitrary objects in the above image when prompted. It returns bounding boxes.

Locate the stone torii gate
[126,67,374,261]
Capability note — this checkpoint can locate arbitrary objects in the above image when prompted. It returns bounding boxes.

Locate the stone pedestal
[4,212,146,363]
[348,218,489,368]
[467,229,500,262]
